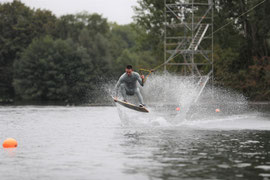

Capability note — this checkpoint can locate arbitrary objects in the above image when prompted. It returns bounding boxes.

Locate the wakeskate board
[113,97,149,113]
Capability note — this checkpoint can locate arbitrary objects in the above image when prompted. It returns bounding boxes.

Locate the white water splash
[109,73,249,126]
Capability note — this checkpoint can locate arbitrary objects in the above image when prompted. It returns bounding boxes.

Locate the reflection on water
[0,106,269,180]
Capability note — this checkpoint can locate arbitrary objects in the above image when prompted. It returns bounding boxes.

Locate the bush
[13,36,94,102]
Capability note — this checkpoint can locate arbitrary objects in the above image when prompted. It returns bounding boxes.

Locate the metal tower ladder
[188,24,209,51]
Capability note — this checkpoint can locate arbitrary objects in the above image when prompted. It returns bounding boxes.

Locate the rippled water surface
[0,106,270,180]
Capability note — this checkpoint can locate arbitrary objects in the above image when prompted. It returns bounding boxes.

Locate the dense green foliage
[0,0,269,103]
[13,36,93,102]
[0,0,57,100]
[0,0,153,103]
[213,0,270,100]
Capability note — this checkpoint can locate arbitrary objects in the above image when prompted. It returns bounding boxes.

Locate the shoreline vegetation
[0,99,269,106]
[0,101,269,114]
[0,0,269,104]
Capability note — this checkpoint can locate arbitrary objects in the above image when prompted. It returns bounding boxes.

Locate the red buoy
[3,138,18,148]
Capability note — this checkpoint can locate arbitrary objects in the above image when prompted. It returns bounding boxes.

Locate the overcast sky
[2,0,138,24]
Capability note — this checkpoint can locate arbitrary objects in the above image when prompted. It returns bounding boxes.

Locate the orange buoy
[3,138,18,148]
[176,107,180,111]
[215,108,220,113]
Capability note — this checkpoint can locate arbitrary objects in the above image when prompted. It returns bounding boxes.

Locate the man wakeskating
[115,65,145,107]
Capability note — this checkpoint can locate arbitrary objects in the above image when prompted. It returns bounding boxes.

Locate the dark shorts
[125,88,135,96]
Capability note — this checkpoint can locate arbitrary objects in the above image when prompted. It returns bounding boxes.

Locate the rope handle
[139,68,155,84]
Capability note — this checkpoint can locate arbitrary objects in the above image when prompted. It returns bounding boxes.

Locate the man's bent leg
[134,88,144,105]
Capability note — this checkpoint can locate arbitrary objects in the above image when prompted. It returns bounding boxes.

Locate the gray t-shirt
[115,72,143,92]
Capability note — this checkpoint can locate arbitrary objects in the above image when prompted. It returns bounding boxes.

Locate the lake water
[0,105,270,180]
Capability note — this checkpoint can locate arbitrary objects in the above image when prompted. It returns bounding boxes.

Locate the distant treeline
[0,0,155,103]
[0,0,269,103]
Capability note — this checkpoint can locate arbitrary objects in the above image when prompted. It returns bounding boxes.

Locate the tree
[217,0,270,58]
[13,36,93,102]
[214,0,270,99]
[133,0,164,58]
[109,23,137,59]
[55,12,109,43]
[0,0,57,100]
[55,12,113,77]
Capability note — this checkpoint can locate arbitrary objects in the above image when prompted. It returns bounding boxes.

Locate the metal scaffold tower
[164,0,214,101]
